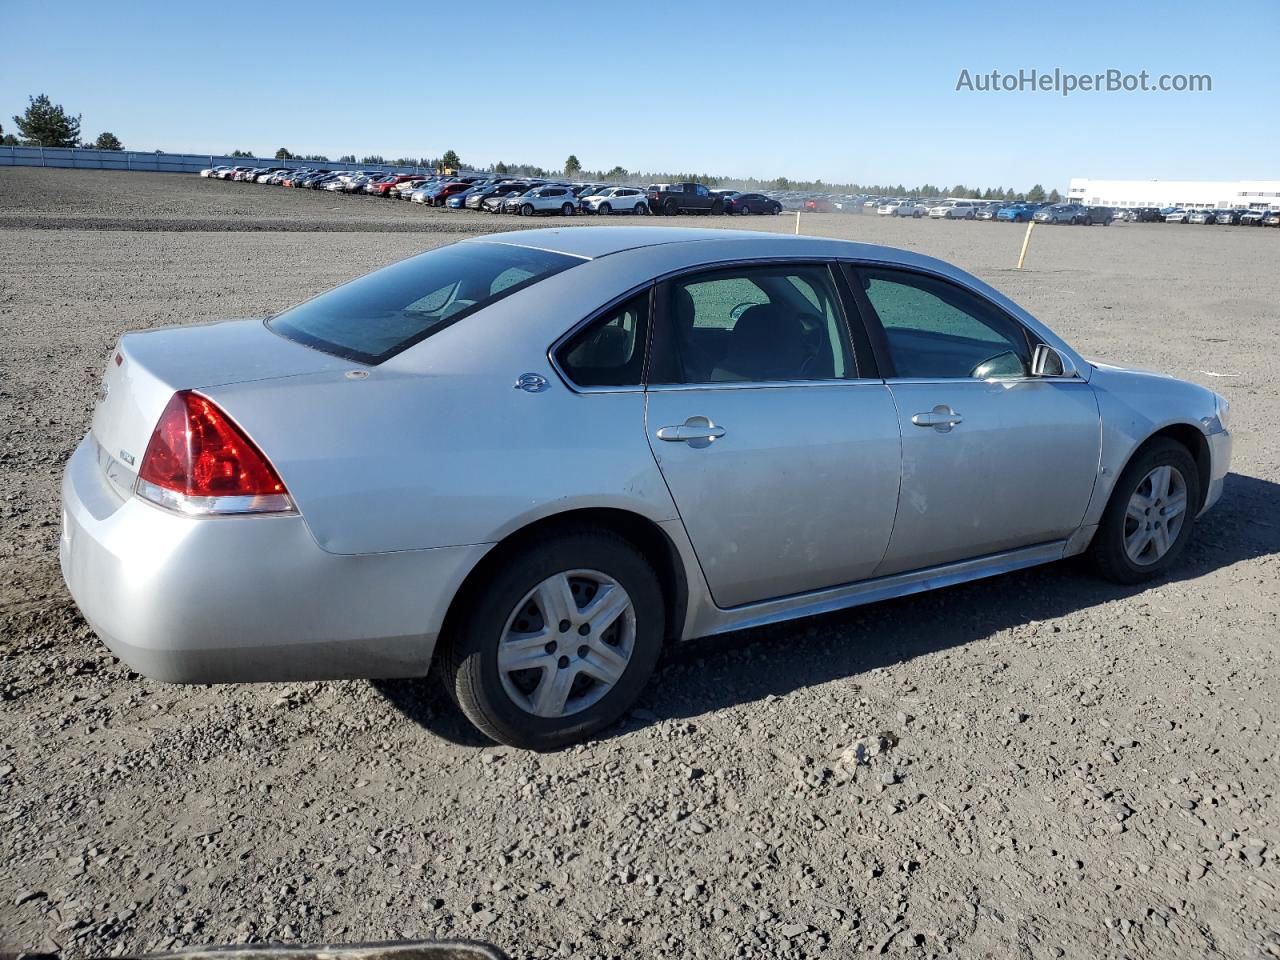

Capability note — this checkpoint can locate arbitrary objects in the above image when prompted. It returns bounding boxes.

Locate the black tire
[739,204,751,215]
[561,202,574,216]
[521,203,534,217]
[598,202,611,215]
[634,202,648,215]
[1083,216,1093,226]
[1088,437,1200,585]
[443,530,664,750]
[665,199,679,216]
[710,200,724,215]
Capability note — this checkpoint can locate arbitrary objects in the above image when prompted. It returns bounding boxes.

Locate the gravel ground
[2,169,1278,960]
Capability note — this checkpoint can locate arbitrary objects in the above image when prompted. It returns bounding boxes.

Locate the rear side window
[268,243,581,364]
[556,291,651,388]
[650,264,853,384]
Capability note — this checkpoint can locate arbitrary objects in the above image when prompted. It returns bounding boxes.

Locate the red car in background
[369,174,422,197]
[803,197,836,213]
[425,180,472,206]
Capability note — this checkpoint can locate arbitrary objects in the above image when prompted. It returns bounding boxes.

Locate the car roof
[465,226,806,259]
[461,226,950,269]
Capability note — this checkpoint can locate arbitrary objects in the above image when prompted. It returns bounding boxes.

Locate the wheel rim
[498,570,636,719]
[1124,465,1188,566]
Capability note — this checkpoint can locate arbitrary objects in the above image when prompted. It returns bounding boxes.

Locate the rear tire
[562,202,574,216]
[665,199,679,216]
[1088,438,1200,585]
[443,531,664,750]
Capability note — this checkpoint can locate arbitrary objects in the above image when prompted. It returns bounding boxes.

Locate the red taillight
[136,391,292,515]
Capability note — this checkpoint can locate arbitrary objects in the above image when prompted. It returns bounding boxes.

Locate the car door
[644,262,902,608]
[846,264,1100,575]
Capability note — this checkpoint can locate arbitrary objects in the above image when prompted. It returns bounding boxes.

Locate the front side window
[857,268,1031,379]
[555,291,650,388]
[651,264,853,384]
[268,243,581,364]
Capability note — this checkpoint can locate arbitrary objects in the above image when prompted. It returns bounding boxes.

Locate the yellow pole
[794,210,801,235]
[1016,220,1036,269]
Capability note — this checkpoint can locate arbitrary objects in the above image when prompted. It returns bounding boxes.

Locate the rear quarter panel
[203,252,698,556]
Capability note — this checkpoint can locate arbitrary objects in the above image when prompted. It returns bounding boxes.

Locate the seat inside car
[711,304,814,382]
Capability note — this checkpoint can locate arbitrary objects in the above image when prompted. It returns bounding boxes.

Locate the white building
[1068,178,1280,211]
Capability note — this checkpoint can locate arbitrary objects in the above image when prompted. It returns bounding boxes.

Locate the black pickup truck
[646,182,724,215]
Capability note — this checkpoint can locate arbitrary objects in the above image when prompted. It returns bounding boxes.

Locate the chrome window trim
[646,378,885,394]
[883,375,1087,386]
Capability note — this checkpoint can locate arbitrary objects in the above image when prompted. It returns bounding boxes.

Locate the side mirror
[1031,343,1078,378]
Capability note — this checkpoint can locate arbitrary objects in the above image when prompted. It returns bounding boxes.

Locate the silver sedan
[61,227,1232,749]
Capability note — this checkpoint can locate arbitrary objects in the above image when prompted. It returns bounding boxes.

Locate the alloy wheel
[497,570,637,719]
[1123,465,1188,566]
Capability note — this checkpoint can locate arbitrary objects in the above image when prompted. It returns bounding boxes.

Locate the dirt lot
[2,168,1277,960]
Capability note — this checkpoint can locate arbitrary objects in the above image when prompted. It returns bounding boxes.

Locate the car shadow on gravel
[375,472,1280,749]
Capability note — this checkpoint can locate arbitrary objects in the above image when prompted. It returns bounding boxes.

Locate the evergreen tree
[12,94,81,147]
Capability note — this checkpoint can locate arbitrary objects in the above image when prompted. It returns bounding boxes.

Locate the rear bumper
[60,435,488,684]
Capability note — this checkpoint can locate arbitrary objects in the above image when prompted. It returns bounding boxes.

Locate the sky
[3,0,1276,192]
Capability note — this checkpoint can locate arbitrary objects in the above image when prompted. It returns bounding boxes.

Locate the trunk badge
[119,450,135,466]
[514,373,549,393]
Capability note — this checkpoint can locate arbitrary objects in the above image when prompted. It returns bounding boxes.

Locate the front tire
[1088,438,1200,584]
[444,531,664,750]
[598,202,612,215]
[521,203,534,217]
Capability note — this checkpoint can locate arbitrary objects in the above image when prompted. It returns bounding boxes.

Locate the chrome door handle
[911,405,963,432]
[656,416,726,448]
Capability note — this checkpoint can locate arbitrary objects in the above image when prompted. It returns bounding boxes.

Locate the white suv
[513,185,579,217]
[582,186,649,215]
[928,199,977,219]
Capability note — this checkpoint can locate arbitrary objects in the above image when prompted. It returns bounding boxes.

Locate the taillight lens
[136,391,294,516]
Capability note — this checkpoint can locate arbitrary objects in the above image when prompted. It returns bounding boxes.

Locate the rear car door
[846,264,1100,575]
[644,262,902,608]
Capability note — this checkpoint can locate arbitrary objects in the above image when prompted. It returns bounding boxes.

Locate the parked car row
[1157,207,1280,226]
[199,166,790,218]
[198,166,1280,227]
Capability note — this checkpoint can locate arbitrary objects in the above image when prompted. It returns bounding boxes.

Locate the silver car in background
[61,227,1232,749]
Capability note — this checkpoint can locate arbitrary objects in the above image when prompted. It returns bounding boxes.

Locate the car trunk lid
[91,318,349,490]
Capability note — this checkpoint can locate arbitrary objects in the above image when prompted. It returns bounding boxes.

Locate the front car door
[847,264,1100,575]
[644,262,902,608]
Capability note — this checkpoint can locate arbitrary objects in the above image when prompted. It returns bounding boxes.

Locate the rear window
[268,242,582,364]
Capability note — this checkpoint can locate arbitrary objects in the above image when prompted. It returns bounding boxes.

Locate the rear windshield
[268,242,581,364]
